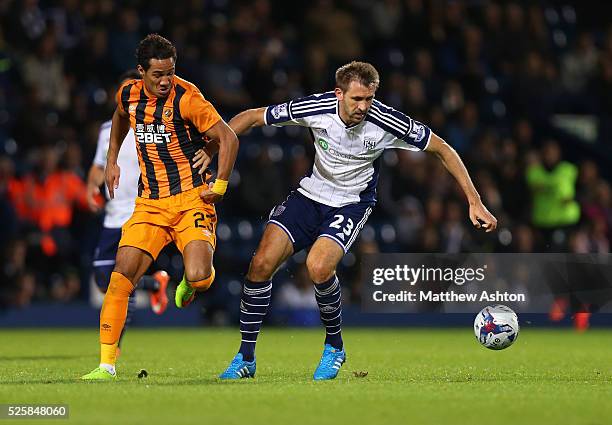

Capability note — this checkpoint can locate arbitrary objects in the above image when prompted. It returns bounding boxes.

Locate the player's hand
[193,149,212,175]
[86,184,102,212]
[200,182,223,204]
[469,201,497,233]
[105,163,120,200]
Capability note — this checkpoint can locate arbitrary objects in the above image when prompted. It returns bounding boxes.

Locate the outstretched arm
[192,107,266,172]
[227,107,267,135]
[425,134,498,232]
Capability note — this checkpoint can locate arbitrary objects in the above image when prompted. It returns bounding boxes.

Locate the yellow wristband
[211,179,228,196]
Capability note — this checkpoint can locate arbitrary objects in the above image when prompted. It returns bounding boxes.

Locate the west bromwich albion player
[200,61,497,380]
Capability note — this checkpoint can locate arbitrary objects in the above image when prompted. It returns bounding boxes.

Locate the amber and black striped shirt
[116,76,221,199]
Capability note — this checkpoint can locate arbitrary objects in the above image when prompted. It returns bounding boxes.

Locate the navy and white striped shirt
[265,92,432,207]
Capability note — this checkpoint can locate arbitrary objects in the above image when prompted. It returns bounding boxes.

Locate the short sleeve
[265,92,337,127]
[368,101,431,151]
[184,89,222,133]
[116,80,136,114]
[391,120,432,151]
[93,121,112,167]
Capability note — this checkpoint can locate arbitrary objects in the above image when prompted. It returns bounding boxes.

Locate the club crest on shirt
[163,108,173,120]
[363,137,377,150]
[129,104,137,113]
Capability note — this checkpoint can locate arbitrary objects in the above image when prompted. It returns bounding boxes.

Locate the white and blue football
[474,304,519,350]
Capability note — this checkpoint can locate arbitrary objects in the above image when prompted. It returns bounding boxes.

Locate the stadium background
[0,0,610,327]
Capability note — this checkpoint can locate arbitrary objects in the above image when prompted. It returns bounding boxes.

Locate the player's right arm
[86,164,105,212]
[194,95,323,170]
[227,107,267,135]
[87,120,113,212]
[425,134,497,232]
[192,108,266,171]
[105,106,131,199]
[230,94,330,134]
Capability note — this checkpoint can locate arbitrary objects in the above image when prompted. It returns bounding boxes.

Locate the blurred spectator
[561,32,598,95]
[305,0,363,63]
[446,102,480,153]
[4,0,47,50]
[201,36,252,112]
[0,156,18,246]
[7,145,88,300]
[21,31,69,110]
[108,7,140,73]
[277,264,318,310]
[526,140,580,248]
[0,239,36,308]
[239,144,285,217]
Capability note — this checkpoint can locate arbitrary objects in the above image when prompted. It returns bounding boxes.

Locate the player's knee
[306,259,335,284]
[112,264,136,283]
[184,263,212,285]
[248,253,276,280]
[113,256,139,283]
[189,268,215,292]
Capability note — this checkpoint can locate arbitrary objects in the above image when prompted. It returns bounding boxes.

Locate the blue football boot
[313,344,346,380]
[219,353,256,379]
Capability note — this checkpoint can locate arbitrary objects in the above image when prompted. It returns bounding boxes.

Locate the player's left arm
[199,119,239,203]
[426,133,498,232]
[184,89,239,203]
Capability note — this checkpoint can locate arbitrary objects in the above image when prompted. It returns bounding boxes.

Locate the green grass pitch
[1,327,611,425]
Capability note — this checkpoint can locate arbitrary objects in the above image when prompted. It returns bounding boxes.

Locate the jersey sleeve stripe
[291,100,337,113]
[135,88,159,199]
[291,107,336,119]
[365,114,405,139]
[369,104,411,132]
[121,83,133,114]
[291,96,336,109]
[287,100,294,120]
[372,100,414,127]
[291,92,336,106]
[288,92,336,118]
[367,109,409,137]
[153,96,182,196]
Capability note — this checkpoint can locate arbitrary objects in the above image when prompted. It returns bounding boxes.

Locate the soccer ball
[473,304,519,350]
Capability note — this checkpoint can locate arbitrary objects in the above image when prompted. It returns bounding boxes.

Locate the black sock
[138,275,160,292]
[238,279,272,362]
[314,275,343,350]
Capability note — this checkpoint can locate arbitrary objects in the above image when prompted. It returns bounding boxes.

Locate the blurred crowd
[0,0,611,310]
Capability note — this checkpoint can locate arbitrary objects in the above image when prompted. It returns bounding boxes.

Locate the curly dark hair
[335,61,380,92]
[136,34,177,70]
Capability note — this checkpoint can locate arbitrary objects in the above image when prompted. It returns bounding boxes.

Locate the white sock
[99,363,116,375]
